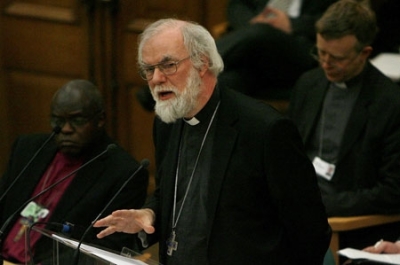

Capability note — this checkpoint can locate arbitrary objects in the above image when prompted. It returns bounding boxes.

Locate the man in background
[289,0,400,251]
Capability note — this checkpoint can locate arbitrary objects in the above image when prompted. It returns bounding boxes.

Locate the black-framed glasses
[50,110,103,129]
[138,56,191,81]
[310,46,362,67]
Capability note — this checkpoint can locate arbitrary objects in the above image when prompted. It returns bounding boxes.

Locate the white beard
[151,68,202,124]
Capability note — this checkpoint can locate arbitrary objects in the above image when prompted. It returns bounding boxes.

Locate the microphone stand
[72,159,149,265]
[0,144,114,243]
[0,126,61,204]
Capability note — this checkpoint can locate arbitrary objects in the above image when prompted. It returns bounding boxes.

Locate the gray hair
[138,19,224,77]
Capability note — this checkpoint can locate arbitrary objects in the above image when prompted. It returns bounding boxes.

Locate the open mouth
[158,90,175,101]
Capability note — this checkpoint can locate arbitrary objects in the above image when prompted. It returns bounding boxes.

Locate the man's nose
[151,67,167,84]
[60,121,74,133]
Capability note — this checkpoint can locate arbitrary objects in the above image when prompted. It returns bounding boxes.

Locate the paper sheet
[339,248,400,264]
[370,53,400,82]
[52,234,148,265]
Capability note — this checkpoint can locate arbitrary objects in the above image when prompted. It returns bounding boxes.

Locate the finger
[363,246,380,253]
[93,215,114,227]
[261,8,271,16]
[96,226,117,238]
[143,225,155,234]
[112,209,134,218]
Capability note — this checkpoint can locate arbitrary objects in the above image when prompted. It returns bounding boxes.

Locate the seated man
[0,79,149,264]
[289,0,400,251]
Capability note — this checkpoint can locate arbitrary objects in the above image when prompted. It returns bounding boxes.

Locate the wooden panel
[5,71,71,136]
[0,58,11,174]
[4,2,76,22]
[2,17,87,76]
[127,85,156,194]
[0,0,88,131]
[204,0,228,29]
[13,0,74,8]
[122,29,143,84]
[0,0,90,176]
[122,0,203,23]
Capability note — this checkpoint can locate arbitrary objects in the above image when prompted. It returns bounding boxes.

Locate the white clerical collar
[333,82,347,89]
[183,117,200,126]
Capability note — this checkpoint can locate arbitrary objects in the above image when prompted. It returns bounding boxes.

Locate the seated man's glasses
[50,110,103,129]
[310,46,362,68]
[138,56,191,81]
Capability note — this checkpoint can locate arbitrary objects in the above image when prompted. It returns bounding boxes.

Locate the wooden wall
[0,0,228,193]
[0,18,11,174]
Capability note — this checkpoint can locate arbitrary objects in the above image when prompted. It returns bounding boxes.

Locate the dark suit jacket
[146,87,331,265]
[289,63,400,217]
[0,133,148,264]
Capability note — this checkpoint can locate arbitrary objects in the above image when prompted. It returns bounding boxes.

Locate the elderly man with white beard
[93,18,331,265]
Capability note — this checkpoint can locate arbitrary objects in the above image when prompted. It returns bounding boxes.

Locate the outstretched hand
[93,209,155,238]
[363,240,400,254]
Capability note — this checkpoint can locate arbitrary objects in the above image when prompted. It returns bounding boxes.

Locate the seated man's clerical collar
[332,82,347,89]
[183,117,200,126]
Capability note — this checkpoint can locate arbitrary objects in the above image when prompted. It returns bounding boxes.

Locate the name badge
[312,157,336,181]
[20,201,49,222]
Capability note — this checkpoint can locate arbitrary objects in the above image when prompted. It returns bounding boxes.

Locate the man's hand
[363,240,400,254]
[250,7,292,34]
[93,209,155,238]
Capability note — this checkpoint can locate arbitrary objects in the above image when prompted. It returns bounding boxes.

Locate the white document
[370,53,400,82]
[339,248,400,264]
[52,234,148,265]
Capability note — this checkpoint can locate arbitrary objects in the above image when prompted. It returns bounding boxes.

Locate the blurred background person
[289,0,400,253]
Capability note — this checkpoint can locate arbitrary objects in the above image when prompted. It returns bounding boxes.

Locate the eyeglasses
[138,56,191,81]
[310,46,361,67]
[50,111,102,129]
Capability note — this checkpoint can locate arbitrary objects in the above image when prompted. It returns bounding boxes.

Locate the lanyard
[171,101,220,230]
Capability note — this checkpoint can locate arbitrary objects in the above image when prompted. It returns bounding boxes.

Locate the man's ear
[199,56,210,76]
[97,112,106,128]
[361,46,373,59]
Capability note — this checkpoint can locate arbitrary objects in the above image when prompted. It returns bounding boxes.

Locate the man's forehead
[52,95,89,115]
[52,103,84,115]
[317,34,359,54]
[141,29,186,63]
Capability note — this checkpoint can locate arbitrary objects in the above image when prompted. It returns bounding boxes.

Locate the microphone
[72,158,150,265]
[0,143,115,243]
[27,221,86,238]
[25,221,86,264]
[0,126,61,204]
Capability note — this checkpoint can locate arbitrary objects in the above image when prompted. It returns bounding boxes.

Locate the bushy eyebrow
[140,55,176,67]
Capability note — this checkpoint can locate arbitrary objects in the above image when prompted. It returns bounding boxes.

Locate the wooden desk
[3,261,17,265]
[328,214,400,265]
